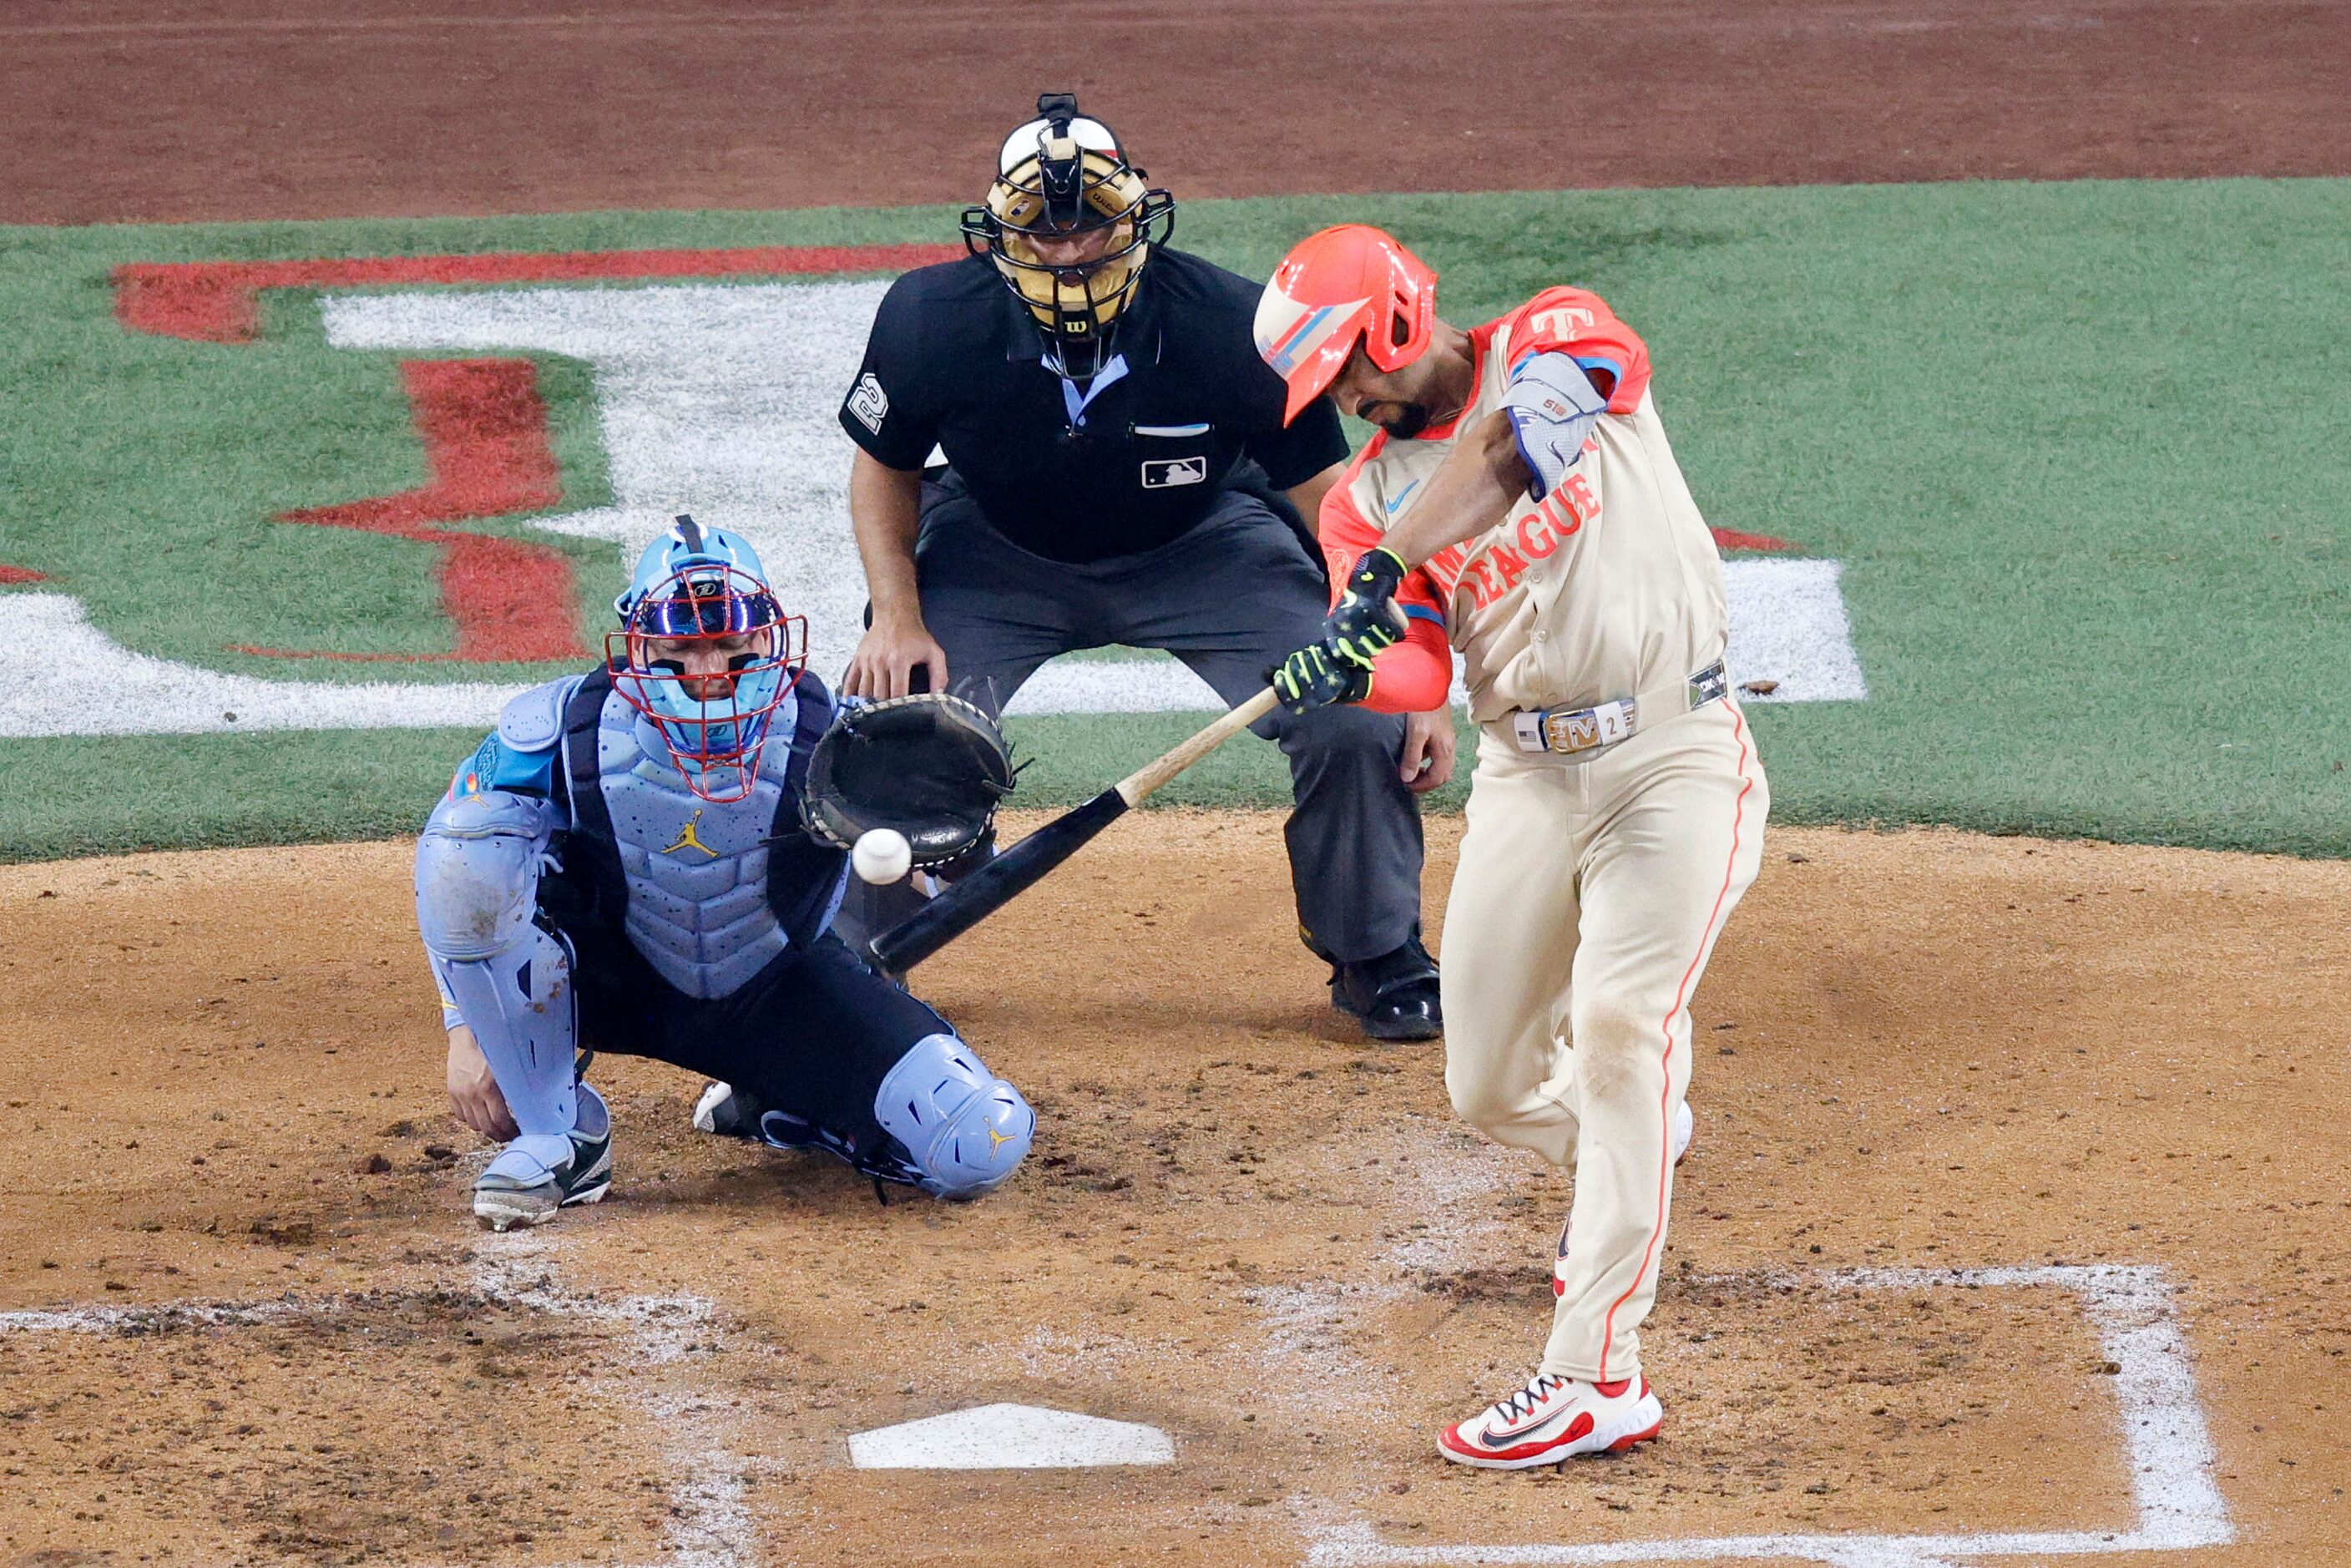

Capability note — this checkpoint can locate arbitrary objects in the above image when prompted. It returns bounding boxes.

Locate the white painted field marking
[322,281,885,685]
[469,1232,756,1568]
[0,1240,751,1568]
[1722,559,1868,703]
[0,559,1855,735]
[1305,1264,2229,1568]
[0,1296,311,1333]
[847,1401,1176,1469]
[0,591,522,738]
[0,278,1867,737]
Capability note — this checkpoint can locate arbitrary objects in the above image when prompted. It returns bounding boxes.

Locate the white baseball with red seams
[1290,272,1771,1464]
[851,828,913,884]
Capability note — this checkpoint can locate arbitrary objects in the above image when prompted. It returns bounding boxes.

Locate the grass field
[2,178,2346,860]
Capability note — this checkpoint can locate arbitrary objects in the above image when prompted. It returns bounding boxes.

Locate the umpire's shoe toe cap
[1361,984,1443,1041]
[1331,936,1444,1042]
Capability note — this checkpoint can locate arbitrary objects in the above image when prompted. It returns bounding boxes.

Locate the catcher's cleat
[473,1088,614,1233]
[1438,1371,1663,1470]
[1330,934,1442,1042]
[690,1084,832,1157]
[691,1080,769,1140]
[1554,1102,1696,1298]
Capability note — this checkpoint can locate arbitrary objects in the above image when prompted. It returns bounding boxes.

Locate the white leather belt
[1500,660,1730,756]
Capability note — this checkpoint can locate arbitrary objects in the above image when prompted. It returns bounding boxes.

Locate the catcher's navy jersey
[840,250,1347,563]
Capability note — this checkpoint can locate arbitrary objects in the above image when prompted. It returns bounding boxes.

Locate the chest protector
[550,666,846,1000]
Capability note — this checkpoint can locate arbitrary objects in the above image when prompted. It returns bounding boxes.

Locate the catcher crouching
[416,516,1034,1231]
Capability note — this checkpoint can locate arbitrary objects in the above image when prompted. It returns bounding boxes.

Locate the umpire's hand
[845,613,949,700]
[1402,710,1457,795]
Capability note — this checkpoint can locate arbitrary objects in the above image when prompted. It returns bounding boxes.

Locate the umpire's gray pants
[908,478,1426,964]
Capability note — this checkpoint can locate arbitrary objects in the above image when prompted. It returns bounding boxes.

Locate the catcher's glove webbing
[800,693,1018,867]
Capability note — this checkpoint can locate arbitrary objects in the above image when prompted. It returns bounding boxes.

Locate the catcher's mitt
[801,693,1018,868]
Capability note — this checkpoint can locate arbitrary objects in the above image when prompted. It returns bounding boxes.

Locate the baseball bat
[863,687,1280,976]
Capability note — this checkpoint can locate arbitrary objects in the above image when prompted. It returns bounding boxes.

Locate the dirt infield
[3,813,2345,1565]
[6,0,2348,225]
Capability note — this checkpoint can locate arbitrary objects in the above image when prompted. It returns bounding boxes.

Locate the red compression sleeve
[1365,618,1454,714]
[1317,474,1454,713]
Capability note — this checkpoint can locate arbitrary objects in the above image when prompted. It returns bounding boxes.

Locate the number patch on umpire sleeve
[847,372,889,435]
[1140,456,1209,488]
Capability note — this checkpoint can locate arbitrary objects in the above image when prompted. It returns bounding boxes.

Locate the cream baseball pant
[1441,697,1767,1384]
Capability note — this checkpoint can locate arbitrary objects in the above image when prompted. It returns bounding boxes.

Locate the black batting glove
[1271,638,1373,714]
[1324,547,1410,670]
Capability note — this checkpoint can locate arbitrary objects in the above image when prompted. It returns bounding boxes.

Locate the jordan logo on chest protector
[663,809,719,859]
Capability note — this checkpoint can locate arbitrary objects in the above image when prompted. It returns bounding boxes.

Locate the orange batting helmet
[1253,225,1438,424]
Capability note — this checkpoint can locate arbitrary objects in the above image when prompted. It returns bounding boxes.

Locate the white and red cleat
[1553,1101,1695,1299]
[1438,1371,1664,1469]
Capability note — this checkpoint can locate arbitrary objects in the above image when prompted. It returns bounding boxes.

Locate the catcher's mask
[1255,224,1439,425]
[961,91,1174,382]
[608,516,806,803]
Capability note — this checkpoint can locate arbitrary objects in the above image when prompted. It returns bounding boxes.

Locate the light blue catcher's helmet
[607,515,806,802]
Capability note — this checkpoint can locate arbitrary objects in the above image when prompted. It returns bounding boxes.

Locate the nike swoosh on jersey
[1383,480,1422,517]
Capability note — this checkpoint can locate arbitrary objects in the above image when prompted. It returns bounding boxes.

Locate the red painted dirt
[5,0,2346,225]
[238,357,579,665]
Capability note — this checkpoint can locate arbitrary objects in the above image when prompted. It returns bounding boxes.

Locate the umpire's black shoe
[1331,936,1443,1042]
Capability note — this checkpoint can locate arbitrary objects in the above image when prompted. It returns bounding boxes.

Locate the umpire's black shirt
[838,249,1349,564]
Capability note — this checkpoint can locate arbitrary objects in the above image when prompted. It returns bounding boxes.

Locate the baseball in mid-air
[852,827,913,885]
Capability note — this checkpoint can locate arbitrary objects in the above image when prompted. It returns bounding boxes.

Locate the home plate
[847,1403,1176,1469]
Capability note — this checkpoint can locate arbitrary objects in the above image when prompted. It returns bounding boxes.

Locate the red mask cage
[604,563,808,803]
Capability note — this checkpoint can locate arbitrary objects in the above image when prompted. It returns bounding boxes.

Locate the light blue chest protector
[584,686,808,1000]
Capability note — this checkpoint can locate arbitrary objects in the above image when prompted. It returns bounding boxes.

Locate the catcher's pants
[563,921,953,1173]
[1442,698,1767,1384]
[896,472,1427,963]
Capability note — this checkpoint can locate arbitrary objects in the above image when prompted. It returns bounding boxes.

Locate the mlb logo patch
[1141,457,1208,488]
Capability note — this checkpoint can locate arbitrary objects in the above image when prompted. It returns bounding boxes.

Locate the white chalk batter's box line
[1307,1263,2232,1568]
[2,1260,2232,1568]
[0,1238,759,1568]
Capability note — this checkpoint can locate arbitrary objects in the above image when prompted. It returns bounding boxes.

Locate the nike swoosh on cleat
[1479,1402,1584,1448]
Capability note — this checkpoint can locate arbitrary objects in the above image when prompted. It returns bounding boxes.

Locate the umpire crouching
[837,94,1449,1040]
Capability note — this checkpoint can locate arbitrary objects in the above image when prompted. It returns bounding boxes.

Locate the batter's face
[1327,346,1449,439]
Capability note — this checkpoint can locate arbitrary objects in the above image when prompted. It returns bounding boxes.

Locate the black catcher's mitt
[801,693,1018,868]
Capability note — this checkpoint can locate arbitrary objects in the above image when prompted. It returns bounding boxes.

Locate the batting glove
[1323,547,1410,669]
[1271,639,1373,714]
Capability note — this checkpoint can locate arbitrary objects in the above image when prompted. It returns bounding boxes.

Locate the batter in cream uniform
[1256,225,1768,1469]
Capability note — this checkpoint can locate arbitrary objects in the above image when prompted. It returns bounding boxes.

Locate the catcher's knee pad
[873,1032,1034,1200]
[415,791,559,962]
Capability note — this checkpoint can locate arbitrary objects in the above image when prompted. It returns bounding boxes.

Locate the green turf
[2,180,2347,861]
